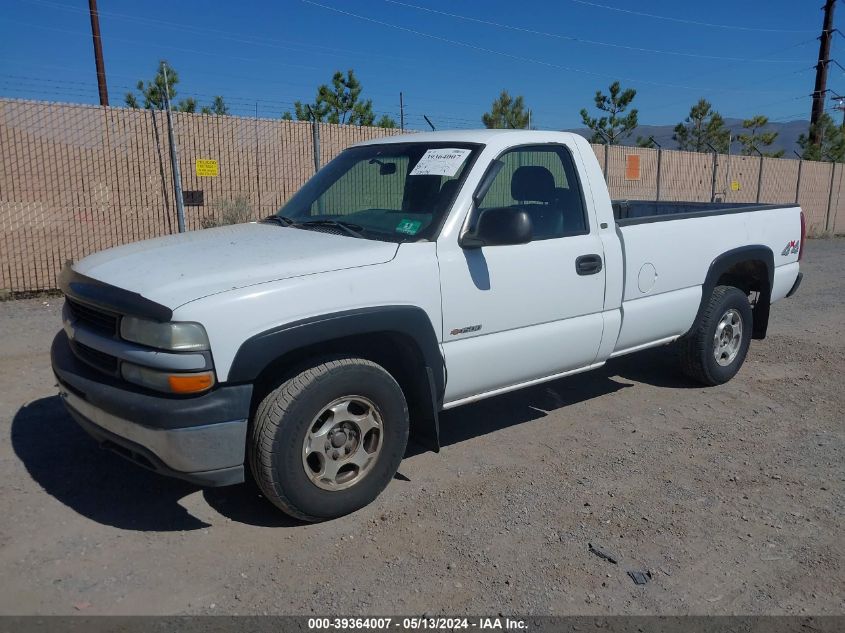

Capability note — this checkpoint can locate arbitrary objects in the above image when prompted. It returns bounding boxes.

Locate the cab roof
[352,129,587,147]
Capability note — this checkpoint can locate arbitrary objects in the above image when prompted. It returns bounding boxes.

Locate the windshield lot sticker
[410,148,471,176]
[396,219,422,235]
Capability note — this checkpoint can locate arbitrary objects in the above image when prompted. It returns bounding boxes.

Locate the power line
[567,0,816,34]
[2,17,323,72]
[648,65,814,119]
[385,0,808,63]
[301,0,789,95]
[18,0,420,65]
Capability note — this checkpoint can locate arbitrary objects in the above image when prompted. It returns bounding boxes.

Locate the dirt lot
[0,239,843,616]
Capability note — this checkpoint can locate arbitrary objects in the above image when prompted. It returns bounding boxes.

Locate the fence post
[795,158,802,205]
[825,162,837,233]
[149,109,173,233]
[654,149,661,201]
[306,107,323,214]
[255,102,261,215]
[161,63,186,233]
[752,148,763,204]
[709,150,718,202]
[645,136,663,201]
[309,118,321,173]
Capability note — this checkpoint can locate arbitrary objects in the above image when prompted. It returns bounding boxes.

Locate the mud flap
[410,366,441,453]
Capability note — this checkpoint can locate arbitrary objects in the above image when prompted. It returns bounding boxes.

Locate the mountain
[566,118,810,156]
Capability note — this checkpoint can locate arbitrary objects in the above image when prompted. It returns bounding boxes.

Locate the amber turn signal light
[167,371,215,394]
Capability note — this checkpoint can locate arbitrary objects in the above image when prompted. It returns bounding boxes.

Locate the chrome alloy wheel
[302,396,383,491]
[713,308,743,367]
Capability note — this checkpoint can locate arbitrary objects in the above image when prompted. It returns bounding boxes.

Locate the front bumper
[51,331,252,486]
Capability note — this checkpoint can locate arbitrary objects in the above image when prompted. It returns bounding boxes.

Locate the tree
[124,61,179,110]
[201,96,229,115]
[375,114,397,129]
[579,81,638,144]
[673,99,730,153]
[177,97,197,113]
[737,115,783,157]
[481,90,530,129]
[284,69,395,127]
[797,113,845,162]
[124,62,229,114]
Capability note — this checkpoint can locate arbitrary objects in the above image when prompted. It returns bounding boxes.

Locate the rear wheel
[679,285,752,386]
[248,357,409,521]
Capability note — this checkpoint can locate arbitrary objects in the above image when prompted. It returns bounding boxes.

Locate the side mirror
[460,207,533,248]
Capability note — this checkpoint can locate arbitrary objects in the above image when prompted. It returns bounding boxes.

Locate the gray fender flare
[227,306,444,451]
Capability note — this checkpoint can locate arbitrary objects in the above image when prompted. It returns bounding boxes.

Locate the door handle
[575,254,603,276]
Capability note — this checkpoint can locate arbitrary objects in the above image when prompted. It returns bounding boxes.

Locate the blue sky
[0,0,838,130]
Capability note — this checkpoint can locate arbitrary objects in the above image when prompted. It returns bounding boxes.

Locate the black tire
[679,285,753,386]
[248,356,409,522]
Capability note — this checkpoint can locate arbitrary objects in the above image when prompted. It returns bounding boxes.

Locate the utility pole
[88,0,109,106]
[810,0,836,147]
[399,92,404,132]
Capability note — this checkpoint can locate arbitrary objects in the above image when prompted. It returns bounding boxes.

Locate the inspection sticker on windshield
[410,148,471,177]
[396,219,422,235]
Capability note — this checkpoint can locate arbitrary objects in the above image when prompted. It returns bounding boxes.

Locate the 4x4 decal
[781,240,799,256]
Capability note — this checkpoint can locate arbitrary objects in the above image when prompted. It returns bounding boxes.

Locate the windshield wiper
[261,215,296,226]
[296,219,366,239]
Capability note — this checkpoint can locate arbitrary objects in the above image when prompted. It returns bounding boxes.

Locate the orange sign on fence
[625,154,641,181]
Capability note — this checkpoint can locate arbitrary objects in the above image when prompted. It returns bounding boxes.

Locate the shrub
[200,196,254,228]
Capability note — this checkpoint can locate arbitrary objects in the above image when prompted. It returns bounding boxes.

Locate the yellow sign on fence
[195,159,219,177]
[731,180,741,191]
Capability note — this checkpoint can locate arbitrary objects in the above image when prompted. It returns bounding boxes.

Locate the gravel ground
[0,239,843,616]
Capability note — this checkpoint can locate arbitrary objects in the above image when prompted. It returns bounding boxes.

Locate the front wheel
[248,357,409,521]
[679,285,753,386]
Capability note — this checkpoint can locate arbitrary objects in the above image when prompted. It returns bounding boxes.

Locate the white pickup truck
[52,130,804,521]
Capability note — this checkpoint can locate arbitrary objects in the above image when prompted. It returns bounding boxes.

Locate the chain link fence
[595,144,844,234]
[1,98,843,293]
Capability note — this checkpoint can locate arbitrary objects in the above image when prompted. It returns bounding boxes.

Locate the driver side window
[477,146,588,239]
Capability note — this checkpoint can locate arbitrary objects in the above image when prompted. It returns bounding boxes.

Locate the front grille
[72,341,119,376]
[67,298,119,336]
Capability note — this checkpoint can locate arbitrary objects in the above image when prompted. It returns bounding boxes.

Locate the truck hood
[73,223,399,308]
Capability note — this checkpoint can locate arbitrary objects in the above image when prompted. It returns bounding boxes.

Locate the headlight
[121,362,215,394]
[120,316,209,351]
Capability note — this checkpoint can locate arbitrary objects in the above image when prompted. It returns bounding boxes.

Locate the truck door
[437,143,606,405]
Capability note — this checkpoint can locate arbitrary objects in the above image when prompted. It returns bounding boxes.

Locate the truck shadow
[11,395,212,531]
[10,346,697,531]
[11,395,302,530]
[413,345,698,457]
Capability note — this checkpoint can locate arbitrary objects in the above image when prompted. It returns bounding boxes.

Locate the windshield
[275,142,482,242]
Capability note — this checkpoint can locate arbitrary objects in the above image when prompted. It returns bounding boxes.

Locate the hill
[566,118,810,156]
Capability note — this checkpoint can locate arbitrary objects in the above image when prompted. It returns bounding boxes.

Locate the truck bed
[607,202,801,357]
[612,200,781,224]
